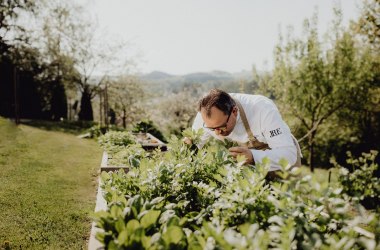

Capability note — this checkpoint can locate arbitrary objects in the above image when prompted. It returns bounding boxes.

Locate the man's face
[201,106,237,136]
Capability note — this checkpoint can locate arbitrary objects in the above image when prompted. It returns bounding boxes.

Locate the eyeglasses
[203,107,233,132]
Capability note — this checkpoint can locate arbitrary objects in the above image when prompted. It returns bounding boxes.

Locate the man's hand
[182,137,192,145]
[228,146,254,164]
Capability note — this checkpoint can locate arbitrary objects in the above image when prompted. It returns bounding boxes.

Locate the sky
[88,0,362,75]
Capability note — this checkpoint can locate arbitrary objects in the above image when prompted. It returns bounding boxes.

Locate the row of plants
[93,129,380,249]
[98,130,147,168]
[88,120,167,141]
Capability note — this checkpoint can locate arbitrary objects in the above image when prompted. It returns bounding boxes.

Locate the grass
[300,165,340,186]
[0,117,102,249]
[20,119,96,135]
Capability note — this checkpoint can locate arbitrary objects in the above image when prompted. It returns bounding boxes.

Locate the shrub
[98,131,136,155]
[334,150,380,210]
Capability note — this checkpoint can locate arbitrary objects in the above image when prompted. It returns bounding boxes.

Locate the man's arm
[251,105,297,171]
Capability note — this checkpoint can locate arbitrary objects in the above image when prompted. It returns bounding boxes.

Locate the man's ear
[233,106,238,115]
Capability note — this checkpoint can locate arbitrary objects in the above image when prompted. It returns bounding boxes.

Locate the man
[188,89,301,172]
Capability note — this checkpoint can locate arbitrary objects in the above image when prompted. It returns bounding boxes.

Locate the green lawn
[0,118,102,249]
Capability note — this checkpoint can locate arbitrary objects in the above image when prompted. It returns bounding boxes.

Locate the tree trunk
[122,108,126,128]
[99,90,103,126]
[308,130,317,172]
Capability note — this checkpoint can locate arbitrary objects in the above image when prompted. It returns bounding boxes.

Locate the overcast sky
[88,0,362,75]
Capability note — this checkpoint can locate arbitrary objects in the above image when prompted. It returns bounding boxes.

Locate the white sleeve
[192,112,204,131]
[192,112,211,147]
[251,107,297,171]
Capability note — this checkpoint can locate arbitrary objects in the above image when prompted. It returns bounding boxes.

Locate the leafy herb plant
[93,129,380,249]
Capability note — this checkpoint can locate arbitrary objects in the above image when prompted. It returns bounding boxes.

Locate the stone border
[88,153,108,250]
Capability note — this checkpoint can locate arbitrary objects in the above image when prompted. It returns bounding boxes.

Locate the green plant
[98,131,136,155]
[88,125,104,138]
[93,129,380,249]
[333,150,380,209]
[133,120,167,143]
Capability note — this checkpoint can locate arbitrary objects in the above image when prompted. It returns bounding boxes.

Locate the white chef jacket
[192,93,298,171]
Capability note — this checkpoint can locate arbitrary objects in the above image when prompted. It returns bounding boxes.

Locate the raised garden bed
[89,132,168,249]
[100,132,166,173]
[133,132,167,151]
[99,151,129,173]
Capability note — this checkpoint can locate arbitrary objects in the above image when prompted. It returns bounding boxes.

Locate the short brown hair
[198,89,236,117]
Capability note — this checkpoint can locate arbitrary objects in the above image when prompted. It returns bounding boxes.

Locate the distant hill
[137,70,254,96]
[140,70,252,83]
[183,71,233,83]
[140,71,175,81]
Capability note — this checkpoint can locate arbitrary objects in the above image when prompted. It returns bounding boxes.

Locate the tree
[345,0,380,158]
[0,1,38,120]
[152,87,199,136]
[36,1,98,121]
[28,0,131,122]
[72,26,131,121]
[267,11,371,171]
[317,0,380,166]
[353,0,380,49]
[0,0,36,56]
[1,1,80,121]
[107,76,145,128]
[37,1,79,93]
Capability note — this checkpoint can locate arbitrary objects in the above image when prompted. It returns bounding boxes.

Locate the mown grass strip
[0,118,102,249]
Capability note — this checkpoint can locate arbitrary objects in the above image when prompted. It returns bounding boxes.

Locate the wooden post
[99,89,103,127]
[104,83,109,129]
[328,170,331,184]
[68,99,72,121]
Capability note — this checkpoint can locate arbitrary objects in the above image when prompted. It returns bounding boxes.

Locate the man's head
[198,89,237,136]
